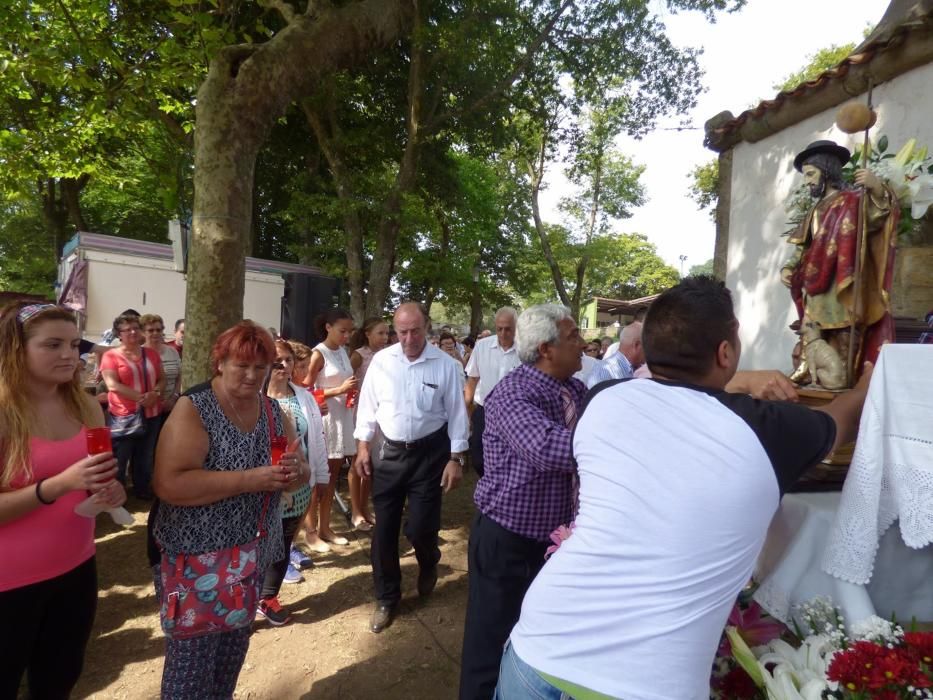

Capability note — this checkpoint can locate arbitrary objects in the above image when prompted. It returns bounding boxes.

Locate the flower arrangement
[784,135,933,243]
[711,596,933,700]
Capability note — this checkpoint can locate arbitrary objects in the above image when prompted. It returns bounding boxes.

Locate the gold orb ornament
[835,101,877,134]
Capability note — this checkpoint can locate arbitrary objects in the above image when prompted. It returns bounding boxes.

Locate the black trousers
[371,426,449,605]
[468,404,485,478]
[459,513,548,700]
[0,557,98,699]
[260,514,304,599]
[113,415,160,498]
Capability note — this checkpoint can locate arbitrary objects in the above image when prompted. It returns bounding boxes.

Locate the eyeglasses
[271,362,287,370]
[119,327,140,335]
[145,327,165,333]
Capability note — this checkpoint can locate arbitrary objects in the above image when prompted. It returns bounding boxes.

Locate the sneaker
[283,562,303,584]
[257,596,292,626]
[289,545,313,570]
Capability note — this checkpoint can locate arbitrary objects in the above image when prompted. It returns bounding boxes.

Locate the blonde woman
[141,313,181,417]
[288,340,313,388]
[0,303,125,698]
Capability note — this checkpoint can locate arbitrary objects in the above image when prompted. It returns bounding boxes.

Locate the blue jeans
[494,640,572,700]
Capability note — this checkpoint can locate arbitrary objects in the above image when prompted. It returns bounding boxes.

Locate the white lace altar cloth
[754,493,933,628]
[822,344,933,585]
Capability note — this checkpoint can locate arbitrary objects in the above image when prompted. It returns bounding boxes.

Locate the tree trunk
[571,157,602,320]
[62,174,89,233]
[470,267,483,336]
[302,99,366,323]
[183,0,414,386]
[422,211,451,314]
[38,179,69,258]
[527,130,571,309]
[365,6,426,319]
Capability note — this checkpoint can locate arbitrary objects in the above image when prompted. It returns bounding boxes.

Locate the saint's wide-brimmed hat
[794,140,852,172]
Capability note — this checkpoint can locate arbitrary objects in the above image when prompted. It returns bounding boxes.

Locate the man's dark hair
[438,331,456,345]
[803,153,846,191]
[642,275,738,382]
[174,318,185,330]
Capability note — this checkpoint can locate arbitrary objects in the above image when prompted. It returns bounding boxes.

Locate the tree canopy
[774,43,855,93]
[0,0,747,381]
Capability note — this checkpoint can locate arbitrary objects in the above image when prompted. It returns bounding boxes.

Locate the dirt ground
[73,473,479,700]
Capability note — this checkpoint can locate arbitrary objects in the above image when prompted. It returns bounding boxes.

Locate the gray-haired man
[464,307,520,477]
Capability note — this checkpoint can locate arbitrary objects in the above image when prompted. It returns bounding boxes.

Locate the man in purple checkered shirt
[458,304,586,700]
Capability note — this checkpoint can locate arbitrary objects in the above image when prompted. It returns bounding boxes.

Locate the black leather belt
[383,425,446,450]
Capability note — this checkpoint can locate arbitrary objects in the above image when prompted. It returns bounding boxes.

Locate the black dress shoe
[417,565,438,598]
[370,602,397,633]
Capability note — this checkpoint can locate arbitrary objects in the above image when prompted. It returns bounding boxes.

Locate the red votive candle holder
[86,427,113,455]
[270,436,287,465]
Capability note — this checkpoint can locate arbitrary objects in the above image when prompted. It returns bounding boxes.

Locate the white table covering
[823,344,933,584]
[754,492,933,627]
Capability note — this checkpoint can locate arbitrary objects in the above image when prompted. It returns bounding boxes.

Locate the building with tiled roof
[703,0,933,372]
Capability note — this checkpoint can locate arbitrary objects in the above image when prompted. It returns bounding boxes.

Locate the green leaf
[878,134,888,153]
[726,627,765,688]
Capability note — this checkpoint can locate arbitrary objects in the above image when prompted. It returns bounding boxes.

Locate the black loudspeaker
[280,273,342,347]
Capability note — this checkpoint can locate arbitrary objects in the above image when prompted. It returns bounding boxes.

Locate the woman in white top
[348,317,388,528]
[141,314,181,418]
[304,309,358,547]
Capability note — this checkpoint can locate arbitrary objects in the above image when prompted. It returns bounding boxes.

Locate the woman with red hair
[0,302,126,698]
[150,321,308,698]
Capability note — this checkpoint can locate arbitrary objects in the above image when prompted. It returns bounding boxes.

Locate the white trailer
[58,232,326,341]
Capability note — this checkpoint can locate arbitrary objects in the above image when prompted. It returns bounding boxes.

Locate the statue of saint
[781,140,899,385]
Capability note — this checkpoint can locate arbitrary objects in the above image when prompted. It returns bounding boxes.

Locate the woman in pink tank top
[0,302,126,698]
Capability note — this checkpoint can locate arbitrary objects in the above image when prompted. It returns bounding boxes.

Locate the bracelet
[35,479,56,505]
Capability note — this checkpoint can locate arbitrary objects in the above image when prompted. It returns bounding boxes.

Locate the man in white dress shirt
[464,307,520,477]
[587,321,644,388]
[354,302,470,633]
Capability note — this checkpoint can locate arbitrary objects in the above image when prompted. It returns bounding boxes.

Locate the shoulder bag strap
[141,348,150,392]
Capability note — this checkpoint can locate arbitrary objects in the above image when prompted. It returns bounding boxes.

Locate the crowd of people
[1,277,876,699]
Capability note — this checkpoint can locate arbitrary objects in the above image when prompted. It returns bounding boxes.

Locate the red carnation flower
[905,631,933,666]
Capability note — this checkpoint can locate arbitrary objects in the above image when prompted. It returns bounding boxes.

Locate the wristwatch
[449,454,465,466]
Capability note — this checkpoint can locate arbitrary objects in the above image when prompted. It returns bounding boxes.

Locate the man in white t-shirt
[464,307,520,477]
[499,276,872,700]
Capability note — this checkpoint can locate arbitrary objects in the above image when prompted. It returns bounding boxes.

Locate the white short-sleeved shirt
[465,335,520,407]
[510,378,835,700]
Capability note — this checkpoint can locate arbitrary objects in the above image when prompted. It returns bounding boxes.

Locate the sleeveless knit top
[153,383,284,572]
[275,393,311,519]
[1,429,96,592]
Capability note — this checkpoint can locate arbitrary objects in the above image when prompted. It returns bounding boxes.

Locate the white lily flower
[908,173,933,218]
[753,635,833,700]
